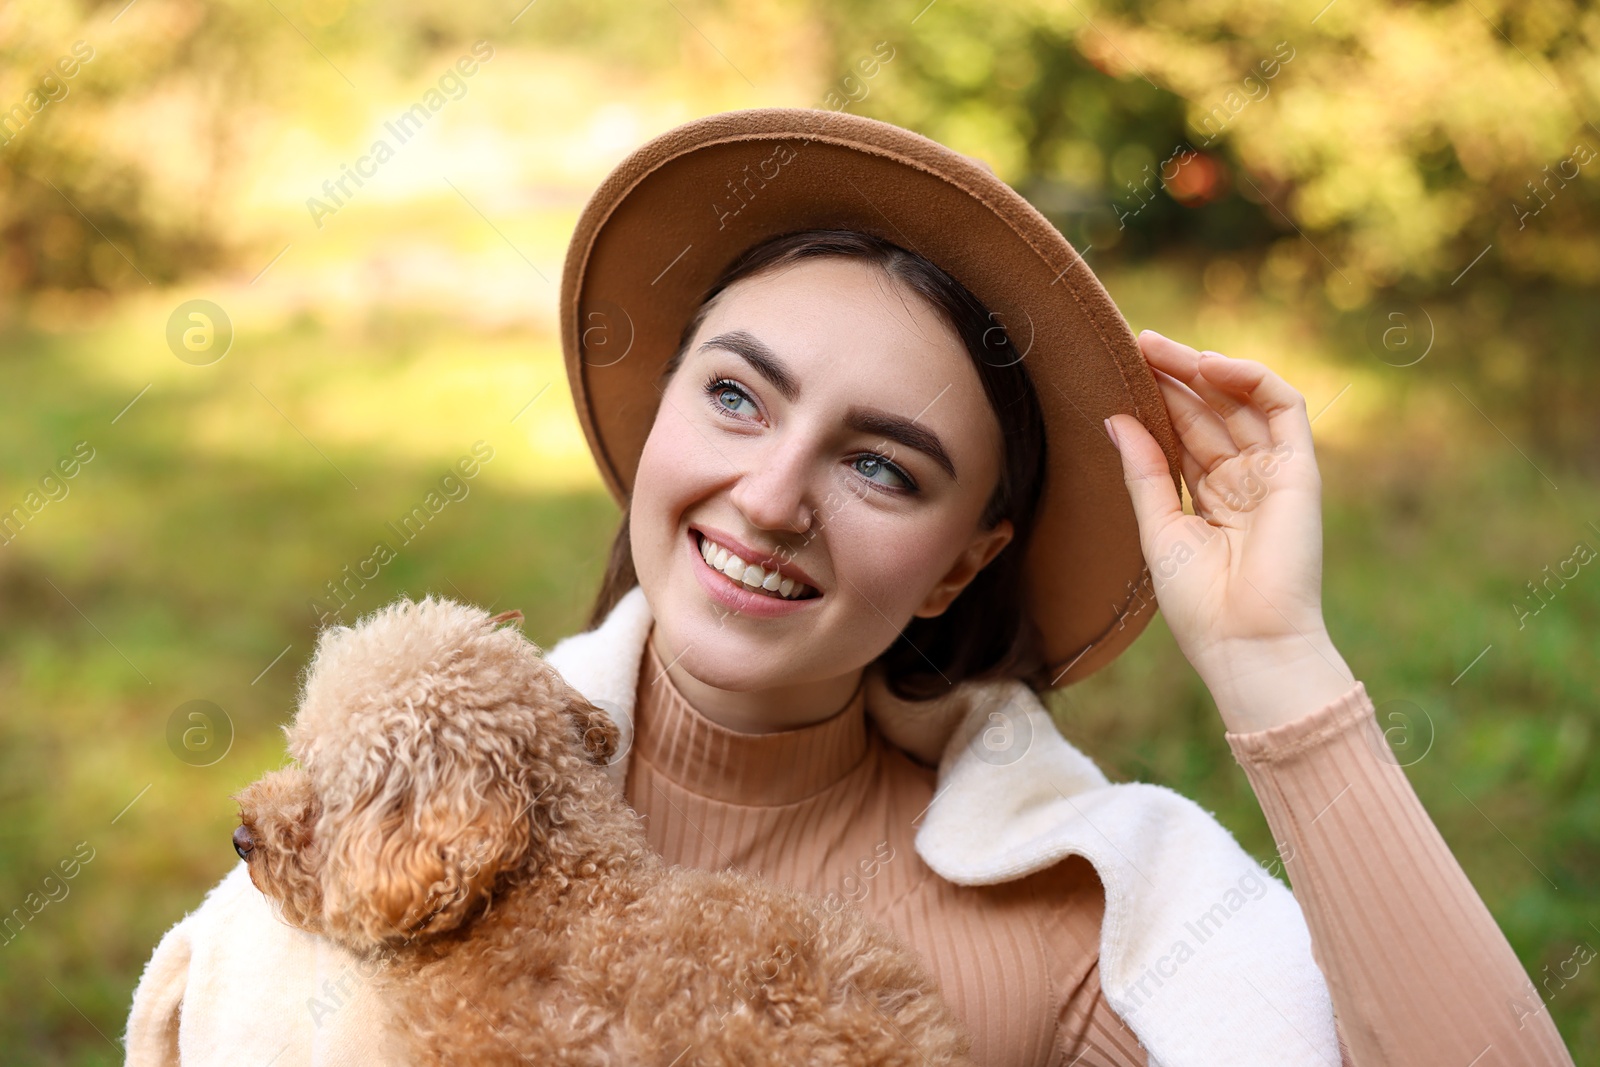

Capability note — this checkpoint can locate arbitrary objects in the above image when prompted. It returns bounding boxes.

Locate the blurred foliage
[6,0,1597,452]
[8,0,1599,289]
[811,0,1600,285]
[0,0,1595,1061]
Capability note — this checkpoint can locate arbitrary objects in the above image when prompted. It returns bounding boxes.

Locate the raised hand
[1107,329,1356,733]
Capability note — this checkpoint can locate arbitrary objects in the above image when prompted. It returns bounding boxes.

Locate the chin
[666,613,797,691]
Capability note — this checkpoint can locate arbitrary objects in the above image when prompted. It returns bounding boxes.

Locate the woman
[124,109,1576,1066]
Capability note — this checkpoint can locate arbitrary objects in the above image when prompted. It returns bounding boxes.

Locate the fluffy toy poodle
[231,595,973,1066]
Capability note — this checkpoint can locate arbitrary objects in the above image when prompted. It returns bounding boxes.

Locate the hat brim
[559,107,1182,687]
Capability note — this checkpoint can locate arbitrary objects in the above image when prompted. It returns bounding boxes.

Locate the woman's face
[629,255,1014,698]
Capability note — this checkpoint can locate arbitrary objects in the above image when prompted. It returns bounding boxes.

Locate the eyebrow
[697,329,959,481]
[701,330,802,401]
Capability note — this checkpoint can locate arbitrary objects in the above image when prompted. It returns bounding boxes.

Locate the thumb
[1106,414,1183,539]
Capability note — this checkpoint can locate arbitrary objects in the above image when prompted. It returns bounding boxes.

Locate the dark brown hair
[585,229,1051,700]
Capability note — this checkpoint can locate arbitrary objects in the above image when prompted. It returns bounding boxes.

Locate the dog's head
[231,596,621,952]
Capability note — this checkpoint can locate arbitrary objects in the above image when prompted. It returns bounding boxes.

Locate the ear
[317,775,532,949]
[913,518,1015,619]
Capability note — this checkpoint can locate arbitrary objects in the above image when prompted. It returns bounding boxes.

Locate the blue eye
[852,454,913,490]
[704,376,759,418]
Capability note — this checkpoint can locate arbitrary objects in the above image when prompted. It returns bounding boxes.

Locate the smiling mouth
[694,531,820,600]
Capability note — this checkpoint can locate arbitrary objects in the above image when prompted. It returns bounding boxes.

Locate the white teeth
[697,533,814,600]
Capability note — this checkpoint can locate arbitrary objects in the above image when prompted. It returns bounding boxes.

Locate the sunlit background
[2,0,1597,1059]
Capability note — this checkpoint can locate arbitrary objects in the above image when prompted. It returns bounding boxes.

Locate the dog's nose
[233,824,255,860]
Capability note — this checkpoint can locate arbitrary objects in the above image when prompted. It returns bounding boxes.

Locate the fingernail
[1103,416,1121,450]
[1141,329,1166,341]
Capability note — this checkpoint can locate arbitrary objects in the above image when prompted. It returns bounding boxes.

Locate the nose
[233,824,254,860]
[728,438,816,536]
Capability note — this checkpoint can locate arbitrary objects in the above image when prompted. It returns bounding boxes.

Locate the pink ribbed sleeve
[1224,681,1575,1067]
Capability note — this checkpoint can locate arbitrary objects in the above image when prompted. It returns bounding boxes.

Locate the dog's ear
[318,776,531,949]
[565,690,620,765]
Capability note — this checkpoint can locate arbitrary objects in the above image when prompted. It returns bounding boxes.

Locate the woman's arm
[1105,330,1575,1065]
[1223,677,1574,1065]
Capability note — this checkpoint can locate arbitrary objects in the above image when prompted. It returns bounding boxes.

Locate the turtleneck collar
[632,625,871,805]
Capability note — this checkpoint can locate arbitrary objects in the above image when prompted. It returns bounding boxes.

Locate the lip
[687,527,823,618]
[689,524,820,592]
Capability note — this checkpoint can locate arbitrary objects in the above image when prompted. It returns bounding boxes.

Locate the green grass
[1,265,1594,1061]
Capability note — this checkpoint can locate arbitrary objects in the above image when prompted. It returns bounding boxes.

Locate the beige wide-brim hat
[559,108,1182,687]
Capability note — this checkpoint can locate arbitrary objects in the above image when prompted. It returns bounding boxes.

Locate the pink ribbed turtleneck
[624,627,1155,1064]
[620,624,1575,1067]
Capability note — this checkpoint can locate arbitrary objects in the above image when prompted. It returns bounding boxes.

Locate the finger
[1137,329,1209,391]
[1193,350,1315,458]
[1106,413,1184,541]
[1139,331,1273,451]
[1152,366,1241,473]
